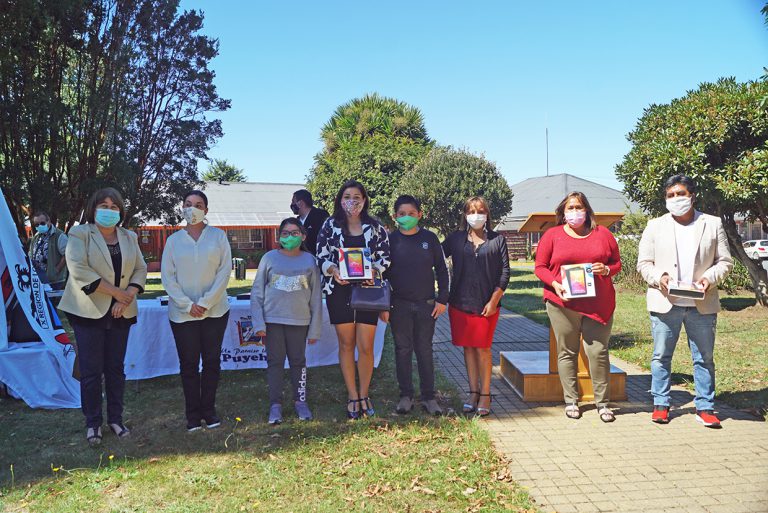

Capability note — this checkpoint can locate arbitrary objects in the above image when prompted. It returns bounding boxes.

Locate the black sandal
[86,426,102,446]
[476,393,493,417]
[346,399,361,420]
[109,423,131,438]
[359,397,375,417]
[462,390,479,414]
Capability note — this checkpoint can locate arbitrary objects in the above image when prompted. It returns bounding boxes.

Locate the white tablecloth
[124,298,386,380]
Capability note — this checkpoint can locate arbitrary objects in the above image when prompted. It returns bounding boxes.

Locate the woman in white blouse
[161,190,232,432]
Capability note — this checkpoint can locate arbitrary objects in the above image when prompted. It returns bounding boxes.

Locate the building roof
[144,181,304,227]
[495,173,641,231]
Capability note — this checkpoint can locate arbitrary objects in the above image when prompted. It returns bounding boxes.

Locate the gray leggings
[545,302,613,405]
[265,323,309,405]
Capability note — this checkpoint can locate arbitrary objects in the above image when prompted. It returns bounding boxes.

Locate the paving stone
[431,313,768,513]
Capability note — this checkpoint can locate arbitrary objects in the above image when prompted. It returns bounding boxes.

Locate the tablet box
[339,247,373,280]
[560,263,596,299]
[668,280,706,300]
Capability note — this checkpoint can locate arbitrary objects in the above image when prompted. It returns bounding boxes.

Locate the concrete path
[433,310,768,513]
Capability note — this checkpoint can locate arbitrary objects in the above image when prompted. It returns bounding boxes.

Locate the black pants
[72,323,131,428]
[170,312,230,424]
[390,298,437,400]
[265,323,309,405]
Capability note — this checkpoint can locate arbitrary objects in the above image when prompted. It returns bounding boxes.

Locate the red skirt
[448,306,500,348]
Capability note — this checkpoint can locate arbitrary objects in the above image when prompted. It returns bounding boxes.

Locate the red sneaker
[652,405,670,424]
[695,410,722,428]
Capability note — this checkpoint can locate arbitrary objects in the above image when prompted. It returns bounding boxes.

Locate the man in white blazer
[637,175,732,428]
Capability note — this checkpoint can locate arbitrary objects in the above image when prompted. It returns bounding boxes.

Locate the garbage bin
[232,258,246,280]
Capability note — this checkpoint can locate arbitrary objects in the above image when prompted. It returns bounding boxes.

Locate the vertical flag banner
[0,187,80,408]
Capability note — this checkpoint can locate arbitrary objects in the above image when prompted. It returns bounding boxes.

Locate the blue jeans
[650,306,717,410]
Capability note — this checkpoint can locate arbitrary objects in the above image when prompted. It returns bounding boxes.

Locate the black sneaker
[187,421,202,432]
[204,416,221,429]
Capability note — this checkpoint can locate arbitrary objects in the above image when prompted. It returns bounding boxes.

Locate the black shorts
[325,284,379,326]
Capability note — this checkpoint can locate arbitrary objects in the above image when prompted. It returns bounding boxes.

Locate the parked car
[743,240,768,260]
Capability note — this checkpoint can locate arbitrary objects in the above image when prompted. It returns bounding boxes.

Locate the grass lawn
[502,269,768,418]
[0,278,537,512]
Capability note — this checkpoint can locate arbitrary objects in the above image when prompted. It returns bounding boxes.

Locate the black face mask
[290,203,300,215]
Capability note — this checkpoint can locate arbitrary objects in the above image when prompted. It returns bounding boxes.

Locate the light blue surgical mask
[95,208,120,228]
[35,224,50,234]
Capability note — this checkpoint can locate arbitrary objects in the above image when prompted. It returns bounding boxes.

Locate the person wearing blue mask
[28,211,68,290]
[59,188,147,446]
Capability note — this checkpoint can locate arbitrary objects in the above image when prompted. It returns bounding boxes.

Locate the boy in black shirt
[387,195,449,415]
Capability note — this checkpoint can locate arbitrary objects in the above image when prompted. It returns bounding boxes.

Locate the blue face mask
[95,208,121,228]
[35,224,50,234]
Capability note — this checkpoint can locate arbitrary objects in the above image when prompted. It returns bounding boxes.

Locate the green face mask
[280,235,302,250]
[395,215,419,230]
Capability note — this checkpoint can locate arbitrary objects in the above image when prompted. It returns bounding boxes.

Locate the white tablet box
[338,247,373,280]
[560,263,596,299]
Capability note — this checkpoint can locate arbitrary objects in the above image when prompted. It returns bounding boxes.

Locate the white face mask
[183,206,206,225]
[666,196,692,217]
[466,213,487,230]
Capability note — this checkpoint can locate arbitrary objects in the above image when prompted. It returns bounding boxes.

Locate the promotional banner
[0,188,80,408]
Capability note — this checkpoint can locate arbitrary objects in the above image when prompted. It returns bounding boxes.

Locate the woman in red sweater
[534,192,621,422]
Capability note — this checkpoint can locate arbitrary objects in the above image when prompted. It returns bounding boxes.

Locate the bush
[615,236,646,290]
[721,258,753,294]
[398,146,513,236]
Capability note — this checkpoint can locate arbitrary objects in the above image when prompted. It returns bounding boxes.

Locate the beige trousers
[546,302,613,405]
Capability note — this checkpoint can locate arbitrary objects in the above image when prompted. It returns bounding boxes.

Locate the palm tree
[201,159,247,182]
[320,93,430,152]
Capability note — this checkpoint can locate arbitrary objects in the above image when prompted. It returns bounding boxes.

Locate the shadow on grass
[716,388,768,419]
[0,336,470,489]
[720,297,757,311]
[608,332,641,350]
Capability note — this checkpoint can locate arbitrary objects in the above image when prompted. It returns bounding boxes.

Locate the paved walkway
[433,310,768,513]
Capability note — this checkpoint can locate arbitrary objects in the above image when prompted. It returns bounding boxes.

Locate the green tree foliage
[201,159,247,182]
[0,0,228,236]
[320,93,429,153]
[308,94,432,222]
[616,78,768,306]
[613,211,649,290]
[398,146,513,236]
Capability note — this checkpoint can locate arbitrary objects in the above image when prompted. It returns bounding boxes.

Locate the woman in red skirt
[442,196,510,416]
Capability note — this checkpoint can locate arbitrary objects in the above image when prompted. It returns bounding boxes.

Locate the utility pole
[546,128,549,176]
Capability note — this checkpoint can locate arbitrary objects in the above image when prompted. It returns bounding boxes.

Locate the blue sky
[179,0,767,191]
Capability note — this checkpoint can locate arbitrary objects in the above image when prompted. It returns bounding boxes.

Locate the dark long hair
[331,180,378,234]
[555,191,597,230]
[459,196,492,231]
[278,217,308,252]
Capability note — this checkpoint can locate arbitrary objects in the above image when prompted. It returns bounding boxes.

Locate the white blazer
[59,224,147,319]
[637,212,732,314]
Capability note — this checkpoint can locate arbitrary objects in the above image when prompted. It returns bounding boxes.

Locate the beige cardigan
[637,212,732,314]
[59,224,147,319]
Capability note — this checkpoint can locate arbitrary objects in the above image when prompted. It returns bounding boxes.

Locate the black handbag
[350,275,391,312]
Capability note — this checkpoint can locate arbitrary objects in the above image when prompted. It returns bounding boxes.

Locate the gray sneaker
[294,400,313,421]
[268,404,283,425]
[422,399,444,416]
[396,396,413,414]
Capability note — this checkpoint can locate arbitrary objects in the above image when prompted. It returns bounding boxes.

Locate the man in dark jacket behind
[290,189,329,256]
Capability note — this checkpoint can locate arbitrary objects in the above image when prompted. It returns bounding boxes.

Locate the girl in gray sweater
[250,218,322,424]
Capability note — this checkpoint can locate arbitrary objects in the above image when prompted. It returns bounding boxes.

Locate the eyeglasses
[280,230,302,237]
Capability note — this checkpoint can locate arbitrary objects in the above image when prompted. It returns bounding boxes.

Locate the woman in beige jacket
[59,188,147,445]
